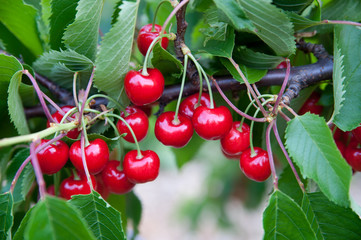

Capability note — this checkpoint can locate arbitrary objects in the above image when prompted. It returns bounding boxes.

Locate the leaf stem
[279,102,299,118]
[30,141,46,200]
[265,120,278,189]
[273,59,290,115]
[322,20,361,28]
[73,72,79,108]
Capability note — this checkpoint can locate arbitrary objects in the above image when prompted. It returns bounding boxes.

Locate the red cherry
[298,92,323,115]
[179,93,215,119]
[221,122,250,156]
[137,105,153,117]
[47,105,80,139]
[60,174,96,200]
[137,23,169,56]
[276,61,287,69]
[47,185,55,196]
[94,174,110,199]
[192,106,233,140]
[352,124,361,143]
[101,160,135,194]
[154,111,193,148]
[124,68,164,106]
[335,140,346,157]
[116,107,149,143]
[35,139,69,175]
[240,147,271,182]
[221,148,240,160]
[69,139,109,175]
[345,141,361,171]
[123,150,160,184]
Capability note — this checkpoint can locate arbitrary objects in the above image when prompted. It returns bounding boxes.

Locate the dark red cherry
[298,92,323,115]
[154,111,193,148]
[137,23,169,56]
[221,122,250,156]
[47,105,80,139]
[60,174,96,200]
[117,107,149,143]
[124,68,164,106]
[335,140,346,157]
[101,160,135,194]
[94,174,110,199]
[69,139,109,175]
[276,61,287,69]
[192,106,233,140]
[35,139,69,175]
[47,185,55,196]
[123,150,160,184]
[352,124,361,143]
[345,141,361,171]
[221,148,240,160]
[240,147,271,182]
[179,93,215,119]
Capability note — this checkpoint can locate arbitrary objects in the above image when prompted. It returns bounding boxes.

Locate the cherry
[123,150,160,184]
[137,23,169,56]
[101,160,135,194]
[154,111,193,148]
[94,174,110,199]
[35,139,69,175]
[124,68,164,106]
[179,93,215,119]
[335,139,346,157]
[345,141,361,171]
[221,122,250,156]
[221,148,240,160]
[47,185,55,196]
[47,105,80,139]
[116,107,149,143]
[240,147,271,182]
[69,139,109,175]
[276,61,287,69]
[298,92,323,115]
[60,174,96,200]
[137,105,153,117]
[352,124,361,143]
[192,106,233,140]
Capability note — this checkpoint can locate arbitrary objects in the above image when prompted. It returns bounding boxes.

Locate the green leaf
[272,0,313,13]
[220,58,267,84]
[278,166,305,206]
[8,70,31,135]
[302,192,361,240]
[0,0,43,56]
[322,0,361,22]
[69,191,125,240]
[287,12,321,31]
[201,26,235,58]
[94,0,139,102]
[172,134,204,168]
[63,0,103,61]
[263,190,316,239]
[200,6,229,45]
[332,25,361,131]
[13,206,35,240]
[49,0,78,50]
[151,42,184,82]
[0,193,13,240]
[234,46,284,69]
[285,113,352,207]
[239,0,296,57]
[32,49,93,91]
[25,196,96,240]
[213,0,254,31]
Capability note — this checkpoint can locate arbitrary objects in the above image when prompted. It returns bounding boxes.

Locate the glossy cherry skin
[116,107,149,143]
[137,23,169,56]
[154,111,193,148]
[298,92,323,115]
[47,105,80,139]
[60,174,96,200]
[35,139,69,175]
[69,139,109,175]
[123,150,160,184]
[352,124,361,143]
[179,93,215,119]
[276,61,287,69]
[240,147,271,182]
[101,160,135,194]
[345,141,361,171]
[192,106,233,140]
[124,68,164,106]
[221,122,250,156]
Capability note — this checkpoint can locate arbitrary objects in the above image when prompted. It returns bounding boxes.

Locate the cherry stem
[141,35,162,76]
[41,93,72,121]
[85,94,125,112]
[279,102,299,118]
[273,59,290,115]
[272,122,305,192]
[29,140,47,200]
[81,116,90,147]
[53,107,78,138]
[106,117,124,163]
[86,108,113,125]
[80,131,94,190]
[194,58,203,107]
[9,133,66,194]
[78,66,95,126]
[161,0,189,35]
[73,72,79,108]
[187,53,214,108]
[152,0,169,31]
[105,113,143,158]
[322,20,361,27]
[265,120,278,189]
[22,70,55,123]
[174,54,189,124]
[0,122,76,147]
[227,58,268,117]
[211,76,267,123]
